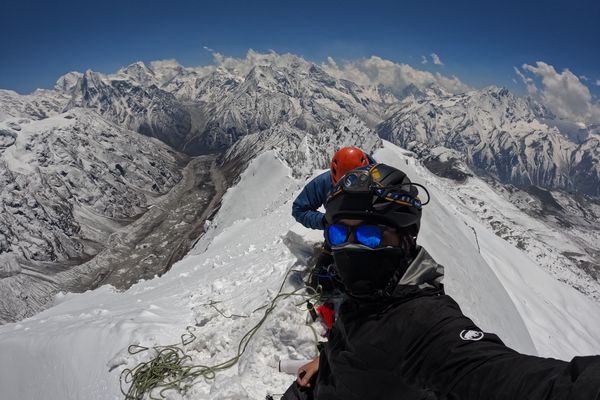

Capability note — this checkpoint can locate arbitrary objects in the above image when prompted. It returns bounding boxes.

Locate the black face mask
[332,245,412,298]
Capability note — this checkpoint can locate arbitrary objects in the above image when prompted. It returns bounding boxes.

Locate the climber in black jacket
[282,163,600,400]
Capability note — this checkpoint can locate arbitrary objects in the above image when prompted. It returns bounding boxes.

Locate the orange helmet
[330,147,369,184]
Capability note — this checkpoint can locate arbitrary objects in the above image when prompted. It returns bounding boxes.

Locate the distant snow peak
[116,61,156,86]
[55,72,83,92]
[213,49,312,78]
[149,59,191,84]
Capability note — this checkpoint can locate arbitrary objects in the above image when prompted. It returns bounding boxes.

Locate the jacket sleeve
[291,172,331,230]
[403,295,600,400]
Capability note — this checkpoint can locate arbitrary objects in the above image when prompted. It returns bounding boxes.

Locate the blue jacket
[292,155,376,230]
[292,171,332,230]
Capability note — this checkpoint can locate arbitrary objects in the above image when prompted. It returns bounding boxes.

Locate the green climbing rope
[120,267,319,400]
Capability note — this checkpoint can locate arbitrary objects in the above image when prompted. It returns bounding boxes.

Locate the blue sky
[1,0,599,96]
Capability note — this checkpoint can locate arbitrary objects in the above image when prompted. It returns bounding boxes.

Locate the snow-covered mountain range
[1,51,599,325]
[378,86,600,197]
[3,52,598,194]
[0,50,600,398]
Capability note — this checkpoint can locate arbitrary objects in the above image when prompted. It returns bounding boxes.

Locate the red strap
[316,303,336,330]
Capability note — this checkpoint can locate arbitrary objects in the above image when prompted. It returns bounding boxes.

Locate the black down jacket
[312,248,600,400]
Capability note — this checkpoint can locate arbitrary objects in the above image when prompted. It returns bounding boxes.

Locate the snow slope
[0,143,599,400]
[375,142,600,357]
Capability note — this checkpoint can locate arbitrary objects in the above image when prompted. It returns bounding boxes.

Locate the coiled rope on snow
[120,266,319,400]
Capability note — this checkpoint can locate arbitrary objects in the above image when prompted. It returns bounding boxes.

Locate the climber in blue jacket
[292,147,375,291]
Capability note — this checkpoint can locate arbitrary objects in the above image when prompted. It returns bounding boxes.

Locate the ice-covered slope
[1,142,599,400]
[376,142,600,356]
[433,156,600,301]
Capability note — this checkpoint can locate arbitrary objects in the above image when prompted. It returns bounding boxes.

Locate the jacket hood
[396,246,444,290]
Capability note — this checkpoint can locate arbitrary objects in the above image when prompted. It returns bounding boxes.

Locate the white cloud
[514,66,538,95]
[597,80,600,87]
[206,50,470,96]
[430,53,444,66]
[203,46,215,52]
[212,50,316,78]
[580,75,589,81]
[521,61,600,123]
[150,59,177,68]
[326,57,338,69]
[421,56,428,64]
[322,55,470,95]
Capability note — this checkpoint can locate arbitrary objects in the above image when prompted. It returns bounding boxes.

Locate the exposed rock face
[66,70,192,150]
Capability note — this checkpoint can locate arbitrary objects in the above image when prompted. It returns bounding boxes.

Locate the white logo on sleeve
[460,330,484,341]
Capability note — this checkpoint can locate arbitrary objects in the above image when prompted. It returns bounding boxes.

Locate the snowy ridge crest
[223,116,382,179]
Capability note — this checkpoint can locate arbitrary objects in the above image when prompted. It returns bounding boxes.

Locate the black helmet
[325,164,427,236]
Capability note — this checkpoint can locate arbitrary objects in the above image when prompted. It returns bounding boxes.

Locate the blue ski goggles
[326,223,393,249]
